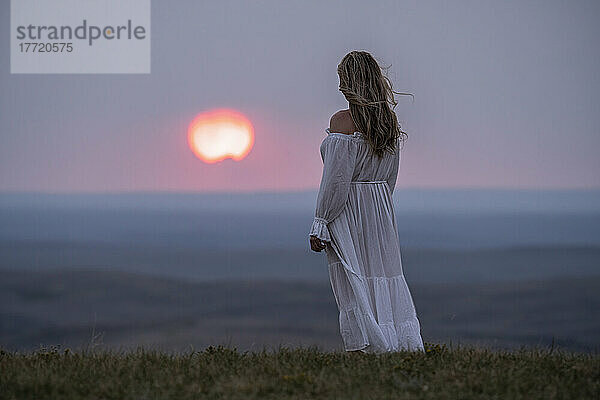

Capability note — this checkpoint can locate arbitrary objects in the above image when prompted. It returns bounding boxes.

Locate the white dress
[309,128,425,354]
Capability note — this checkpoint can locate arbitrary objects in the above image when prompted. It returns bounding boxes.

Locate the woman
[309,51,425,354]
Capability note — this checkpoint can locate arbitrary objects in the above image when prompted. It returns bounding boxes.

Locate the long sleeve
[309,134,359,242]
[386,147,400,196]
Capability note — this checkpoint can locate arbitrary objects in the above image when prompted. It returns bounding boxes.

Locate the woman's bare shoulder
[329,109,356,135]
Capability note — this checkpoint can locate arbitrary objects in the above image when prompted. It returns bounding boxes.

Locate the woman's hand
[309,235,327,252]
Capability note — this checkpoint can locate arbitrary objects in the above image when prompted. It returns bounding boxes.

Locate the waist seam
[350,180,387,184]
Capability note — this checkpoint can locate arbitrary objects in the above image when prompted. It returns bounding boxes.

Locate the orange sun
[187,108,254,163]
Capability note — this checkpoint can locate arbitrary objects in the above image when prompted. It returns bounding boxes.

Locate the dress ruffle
[330,261,425,353]
[339,305,424,353]
[309,217,331,242]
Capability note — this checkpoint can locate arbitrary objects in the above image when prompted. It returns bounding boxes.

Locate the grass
[1,342,598,400]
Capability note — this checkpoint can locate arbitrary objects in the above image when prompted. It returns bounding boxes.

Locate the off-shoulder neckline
[325,128,365,139]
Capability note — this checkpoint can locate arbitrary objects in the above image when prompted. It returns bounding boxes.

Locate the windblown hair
[337,51,412,157]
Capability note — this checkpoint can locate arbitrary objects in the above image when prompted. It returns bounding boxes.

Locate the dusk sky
[1,0,599,193]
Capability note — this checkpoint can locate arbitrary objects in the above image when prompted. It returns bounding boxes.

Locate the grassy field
[1,342,598,400]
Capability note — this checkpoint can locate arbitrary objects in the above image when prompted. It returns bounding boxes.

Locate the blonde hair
[337,51,412,157]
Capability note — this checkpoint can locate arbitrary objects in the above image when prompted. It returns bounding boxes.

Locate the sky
[1,0,599,193]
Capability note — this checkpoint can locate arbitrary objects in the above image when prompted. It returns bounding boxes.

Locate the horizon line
[1,186,600,196]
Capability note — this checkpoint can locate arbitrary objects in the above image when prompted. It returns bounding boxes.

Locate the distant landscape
[2,268,599,354]
[1,189,599,354]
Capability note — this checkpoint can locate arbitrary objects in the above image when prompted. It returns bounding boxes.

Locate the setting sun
[187,109,254,163]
